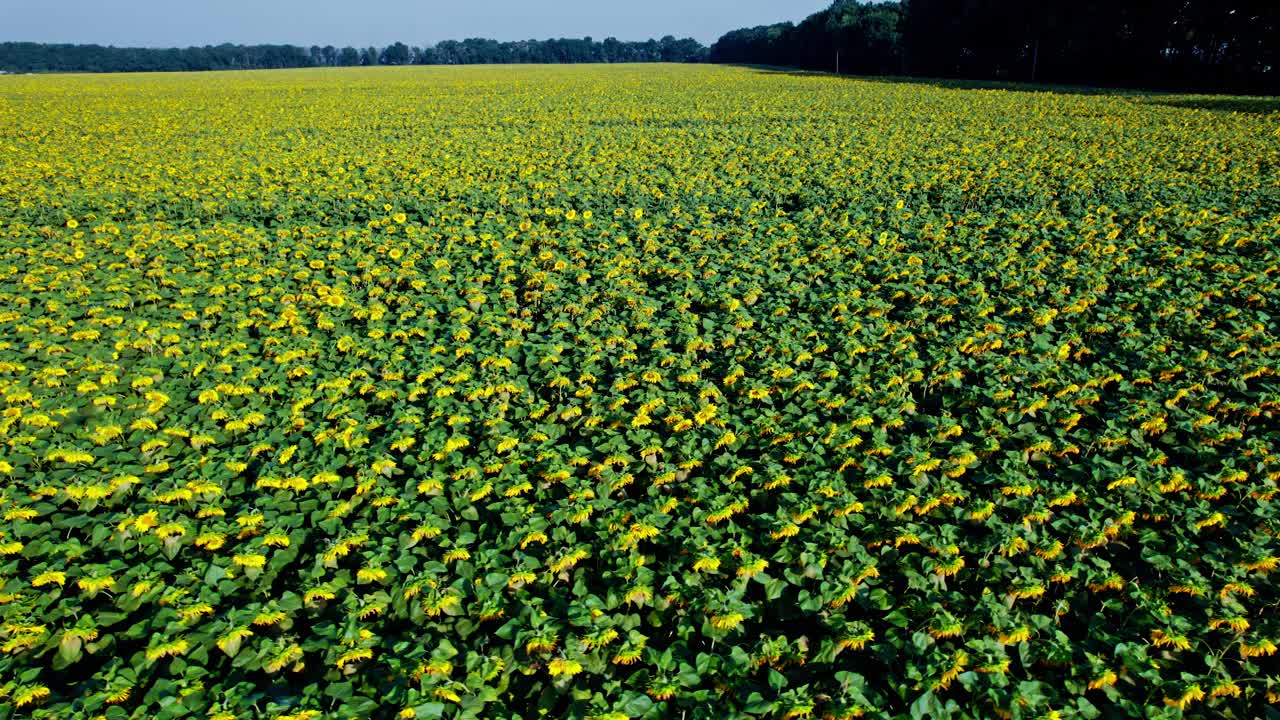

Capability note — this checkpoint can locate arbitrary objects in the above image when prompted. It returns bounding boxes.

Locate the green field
[1,65,1279,719]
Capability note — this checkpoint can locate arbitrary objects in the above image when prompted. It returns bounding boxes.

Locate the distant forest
[1,0,1276,93]
[710,0,1278,93]
[0,36,708,74]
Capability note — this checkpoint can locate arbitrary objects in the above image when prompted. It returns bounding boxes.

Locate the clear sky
[0,0,831,48]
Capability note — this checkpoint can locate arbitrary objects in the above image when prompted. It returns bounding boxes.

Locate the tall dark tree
[380,41,411,65]
[337,46,361,66]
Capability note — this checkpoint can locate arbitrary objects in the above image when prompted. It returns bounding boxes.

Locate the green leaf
[620,693,653,717]
[767,668,787,692]
[414,703,446,719]
[743,692,772,714]
[326,682,354,702]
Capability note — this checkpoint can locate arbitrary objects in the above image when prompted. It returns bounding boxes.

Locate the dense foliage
[1,65,1279,720]
[710,0,1280,93]
[0,37,707,74]
[710,3,903,77]
[0,43,320,74]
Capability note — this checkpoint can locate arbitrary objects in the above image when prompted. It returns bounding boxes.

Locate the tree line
[0,36,708,74]
[710,0,1279,93]
[3,2,1275,92]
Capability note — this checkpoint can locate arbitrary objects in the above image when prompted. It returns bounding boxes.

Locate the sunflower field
[0,64,1278,720]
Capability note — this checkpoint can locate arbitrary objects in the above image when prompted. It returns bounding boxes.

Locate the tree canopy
[2,2,1276,92]
[0,36,708,74]
[710,0,1278,93]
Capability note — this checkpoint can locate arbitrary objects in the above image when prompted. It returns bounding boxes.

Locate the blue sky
[0,0,831,47]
